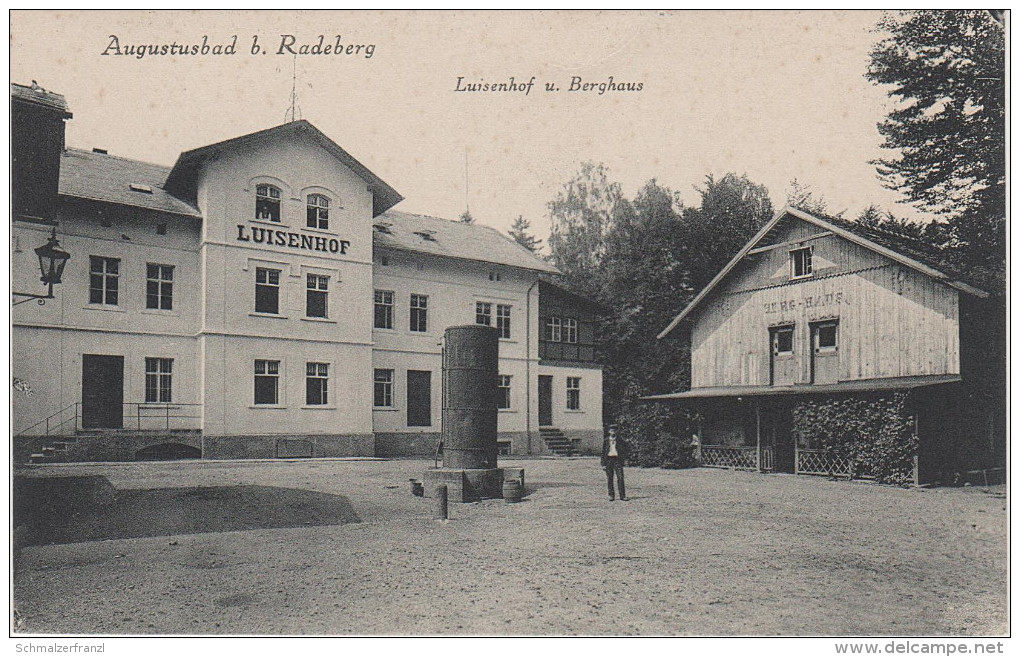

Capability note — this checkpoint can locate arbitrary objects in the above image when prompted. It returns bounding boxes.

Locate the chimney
[11,81,73,222]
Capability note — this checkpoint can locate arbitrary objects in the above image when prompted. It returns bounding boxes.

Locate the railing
[14,402,80,437]
[700,445,758,470]
[16,402,202,436]
[796,448,855,478]
[120,403,202,432]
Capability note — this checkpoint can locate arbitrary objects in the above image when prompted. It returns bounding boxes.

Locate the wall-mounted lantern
[13,228,71,306]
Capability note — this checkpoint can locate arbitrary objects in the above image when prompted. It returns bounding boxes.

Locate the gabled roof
[373,210,559,274]
[164,120,402,217]
[657,206,989,340]
[59,148,201,217]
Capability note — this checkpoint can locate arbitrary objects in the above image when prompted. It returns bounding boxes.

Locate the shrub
[791,392,917,485]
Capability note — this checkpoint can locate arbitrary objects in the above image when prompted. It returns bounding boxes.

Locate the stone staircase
[27,436,79,464]
[539,427,575,456]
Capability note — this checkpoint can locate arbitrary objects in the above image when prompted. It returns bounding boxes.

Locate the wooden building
[651,207,1004,485]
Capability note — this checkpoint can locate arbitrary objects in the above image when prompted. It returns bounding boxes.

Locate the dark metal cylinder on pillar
[442,325,499,470]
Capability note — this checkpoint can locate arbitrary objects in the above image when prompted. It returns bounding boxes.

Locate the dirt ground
[12,457,1007,636]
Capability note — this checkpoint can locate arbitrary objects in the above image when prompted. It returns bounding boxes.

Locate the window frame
[475,301,493,327]
[545,316,562,342]
[496,304,512,339]
[305,273,329,319]
[790,246,813,280]
[771,324,795,358]
[566,377,581,411]
[255,267,282,315]
[254,359,281,406]
[563,317,578,344]
[306,193,330,230]
[255,183,282,223]
[410,293,428,333]
[374,368,394,407]
[374,290,394,329]
[89,256,120,306]
[812,320,839,354]
[144,357,173,403]
[145,263,174,311]
[305,361,330,406]
[497,374,512,410]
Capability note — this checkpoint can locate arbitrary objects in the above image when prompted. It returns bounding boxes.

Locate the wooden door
[538,375,553,426]
[811,321,839,384]
[406,370,432,427]
[81,355,123,429]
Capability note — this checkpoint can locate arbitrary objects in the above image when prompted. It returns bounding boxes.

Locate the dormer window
[414,230,437,242]
[790,247,813,279]
[307,194,329,230]
[255,184,281,222]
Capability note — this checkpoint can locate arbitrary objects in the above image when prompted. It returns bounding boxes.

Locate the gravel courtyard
[12,457,1007,636]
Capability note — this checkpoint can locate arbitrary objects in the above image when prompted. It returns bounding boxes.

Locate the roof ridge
[65,147,172,172]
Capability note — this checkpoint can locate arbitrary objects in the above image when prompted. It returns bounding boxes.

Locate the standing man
[601,425,627,501]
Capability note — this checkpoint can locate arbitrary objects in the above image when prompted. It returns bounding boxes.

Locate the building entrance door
[81,354,124,429]
[760,404,795,473]
[407,370,432,427]
[538,375,553,426]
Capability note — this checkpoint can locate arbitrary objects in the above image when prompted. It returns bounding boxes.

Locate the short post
[433,484,448,520]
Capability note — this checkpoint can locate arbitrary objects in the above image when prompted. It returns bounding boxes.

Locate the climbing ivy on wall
[791,392,918,485]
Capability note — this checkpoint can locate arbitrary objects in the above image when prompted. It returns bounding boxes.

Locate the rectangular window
[545,316,562,342]
[254,359,280,405]
[89,256,120,306]
[144,357,173,403]
[791,247,813,279]
[306,274,329,318]
[305,362,329,405]
[813,321,838,353]
[306,194,329,230]
[374,290,394,329]
[475,301,492,326]
[771,325,795,356]
[566,377,581,411]
[374,369,393,407]
[497,375,512,410]
[255,267,281,314]
[496,304,512,339]
[410,294,428,333]
[564,318,578,344]
[146,264,174,310]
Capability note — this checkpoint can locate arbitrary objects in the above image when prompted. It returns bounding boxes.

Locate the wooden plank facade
[654,208,1004,485]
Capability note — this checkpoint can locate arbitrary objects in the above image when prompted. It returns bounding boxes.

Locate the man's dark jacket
[601,435,628,467]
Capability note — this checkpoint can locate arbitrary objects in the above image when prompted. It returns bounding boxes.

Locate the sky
[10,10,924,248]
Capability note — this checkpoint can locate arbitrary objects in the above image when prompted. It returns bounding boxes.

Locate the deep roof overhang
[642,374,962,401]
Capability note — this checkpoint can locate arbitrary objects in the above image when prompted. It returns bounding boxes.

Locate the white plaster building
[11,82,603,462]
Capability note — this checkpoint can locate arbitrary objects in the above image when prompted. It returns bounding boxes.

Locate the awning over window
[642,374,961,401]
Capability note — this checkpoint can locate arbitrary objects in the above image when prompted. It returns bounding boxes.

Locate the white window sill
[564,409,585,414]
[83,304,125,313]
[373,327,397,333]
[498,408,516,413]
[302,226,336,236]
[301,405,337,410]
[790,274,814,281]
[499,338,517,343]
[250,218,289,228]
[249,312,290,320]
[373,406,400,412]
[301,316,336,324]
[140,308,180,317]
[249,404,287,410]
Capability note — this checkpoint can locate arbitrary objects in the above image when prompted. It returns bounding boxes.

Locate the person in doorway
[601,425,627,501]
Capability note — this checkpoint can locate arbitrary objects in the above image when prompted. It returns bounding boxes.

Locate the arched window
[307,194,330,230]
[255,184,282,222]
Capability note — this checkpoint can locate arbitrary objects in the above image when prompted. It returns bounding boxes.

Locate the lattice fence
[797,448,854,477]
[701,445,757,470]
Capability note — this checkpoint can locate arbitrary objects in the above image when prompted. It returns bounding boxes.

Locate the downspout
[525,278,540,455]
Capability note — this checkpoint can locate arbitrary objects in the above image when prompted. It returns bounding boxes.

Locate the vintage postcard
[8,9,1008,650]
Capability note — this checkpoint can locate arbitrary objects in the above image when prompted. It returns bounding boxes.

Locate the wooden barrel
[502,479,522,503]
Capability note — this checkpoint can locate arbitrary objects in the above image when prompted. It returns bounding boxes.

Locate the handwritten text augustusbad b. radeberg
[101,35,376,59]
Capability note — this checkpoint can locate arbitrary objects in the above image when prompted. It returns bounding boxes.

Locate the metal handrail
[14,402,79,437]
